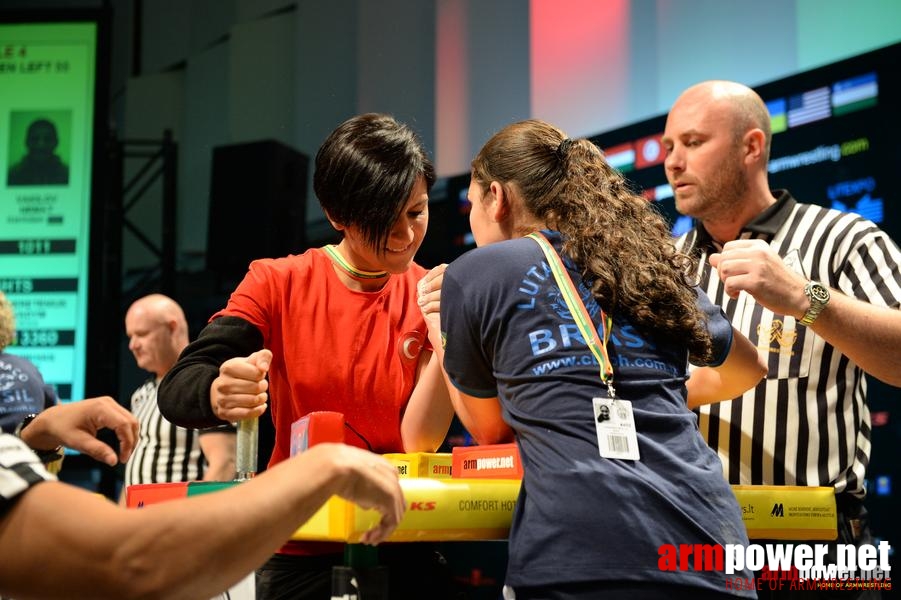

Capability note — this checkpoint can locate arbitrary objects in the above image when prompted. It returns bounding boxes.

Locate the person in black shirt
[7,118,69,186]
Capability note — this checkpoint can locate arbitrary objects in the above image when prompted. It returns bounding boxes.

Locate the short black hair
[313,113,435,250]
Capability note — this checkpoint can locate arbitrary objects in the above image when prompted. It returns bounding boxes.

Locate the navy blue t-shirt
[441,232,753,595]
[0,352,56,433]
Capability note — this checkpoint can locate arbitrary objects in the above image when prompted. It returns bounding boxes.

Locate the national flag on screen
[671,215,694,238]
[787,87,831,128]
[832,72,878,116]
[766,98,787,134]
[602,142,635,173]
[653,183,673,201]
[635,133,666,169]
[641,184,674,202]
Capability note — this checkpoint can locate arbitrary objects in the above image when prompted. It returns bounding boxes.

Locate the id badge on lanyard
[593,396,640,460]
[528,232,641,461]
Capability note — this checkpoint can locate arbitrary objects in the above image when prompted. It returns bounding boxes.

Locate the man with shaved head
[121,294,235,500]
[663,80,901,598]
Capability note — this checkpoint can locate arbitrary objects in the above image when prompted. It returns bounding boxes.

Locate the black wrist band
[14,413,64,463]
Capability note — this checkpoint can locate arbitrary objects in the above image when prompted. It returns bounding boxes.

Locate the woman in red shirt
[158,113,455,600]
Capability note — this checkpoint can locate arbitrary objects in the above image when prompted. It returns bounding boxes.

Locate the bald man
[121,294,235,502]
[663,80,901,598]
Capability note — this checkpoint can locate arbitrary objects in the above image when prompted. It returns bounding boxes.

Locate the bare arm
[417,265,513,446]
[711,239,901,387]
[199,430,237,481]
[445,389,513,447]
[0,443,404,600]
[400,349,455,452]
[426,326,516,446]
[422,313,512,446]
[686,326,767,409]
[19,396,137,466]
[802,291,901,386]
[394,265,455,452]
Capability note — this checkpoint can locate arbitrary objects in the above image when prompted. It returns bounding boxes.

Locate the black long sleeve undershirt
[158,316,264,429]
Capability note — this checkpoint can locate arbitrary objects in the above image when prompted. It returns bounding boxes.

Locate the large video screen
[0,20,100,404]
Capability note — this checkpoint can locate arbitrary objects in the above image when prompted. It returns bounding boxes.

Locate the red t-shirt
[215,248,432,556]
[215,247,431,466]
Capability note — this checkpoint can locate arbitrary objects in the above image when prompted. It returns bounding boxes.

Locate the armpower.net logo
[658,541,892,592]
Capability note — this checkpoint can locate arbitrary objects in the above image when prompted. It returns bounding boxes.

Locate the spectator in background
[663,80,901,599]
[7,118,70,186]
[0,291,57,434]
[121,294,235,503]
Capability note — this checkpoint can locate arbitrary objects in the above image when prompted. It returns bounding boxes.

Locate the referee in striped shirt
[662,80,901,599]
[121,294,236,501]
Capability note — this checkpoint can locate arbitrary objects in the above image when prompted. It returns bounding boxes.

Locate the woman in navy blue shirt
[419,119,768,600]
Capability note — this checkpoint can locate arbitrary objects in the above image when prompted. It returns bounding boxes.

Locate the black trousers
[510,581,744,600]
[256,543,465,600]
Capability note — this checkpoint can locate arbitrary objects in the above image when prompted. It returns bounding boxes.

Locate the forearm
[428,339,511,446]
[400,352,454,452]
[807,292,901,386]
[18,420,64,452]
[686,367,754,408]
[200,431,237,481]
[159,317,264,428]
[16,397,138,466]
[158,363,221,428]
[687,327,767,408]
[0,446,345,600]
[119,452,340,600]
[452,388,513,447]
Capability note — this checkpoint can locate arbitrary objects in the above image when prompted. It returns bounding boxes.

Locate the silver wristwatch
[799,281,830,326]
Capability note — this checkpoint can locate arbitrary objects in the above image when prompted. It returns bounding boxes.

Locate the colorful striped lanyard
[527,232,616,399]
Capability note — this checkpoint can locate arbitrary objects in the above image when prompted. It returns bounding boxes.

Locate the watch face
[809,283,830,303]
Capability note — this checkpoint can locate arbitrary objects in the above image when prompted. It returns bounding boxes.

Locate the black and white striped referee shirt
[124,378,205,487]
[0,433,54,515]
[675,190,901,498]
